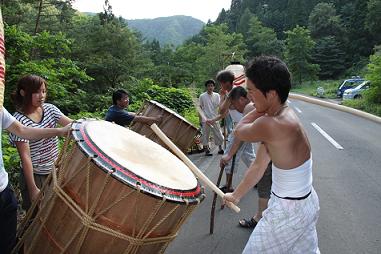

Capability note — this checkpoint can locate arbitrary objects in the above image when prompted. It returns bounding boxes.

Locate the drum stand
[209,155,236,234]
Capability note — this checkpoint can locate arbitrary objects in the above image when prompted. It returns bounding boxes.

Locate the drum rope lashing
[16,147,182,253]
[58,137,80,185]
[13,132,76,253]
[52,166,181,253]
[20,170,63,253]
[158,201,197,253]
[71,160,115,253]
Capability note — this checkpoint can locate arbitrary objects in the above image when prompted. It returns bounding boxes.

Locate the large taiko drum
[130,100,198,153]
[20,119,204,254]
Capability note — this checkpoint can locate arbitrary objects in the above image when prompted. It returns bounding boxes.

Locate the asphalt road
[166,99,381,254]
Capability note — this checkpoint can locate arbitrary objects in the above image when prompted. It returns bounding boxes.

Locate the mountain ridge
[125,15,205,46]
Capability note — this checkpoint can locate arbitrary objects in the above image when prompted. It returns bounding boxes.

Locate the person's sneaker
[218,149,224,155]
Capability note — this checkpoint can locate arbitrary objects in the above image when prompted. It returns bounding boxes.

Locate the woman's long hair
[11,75,47,112]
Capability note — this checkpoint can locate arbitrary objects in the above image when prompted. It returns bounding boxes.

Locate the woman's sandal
[239,217,258,229]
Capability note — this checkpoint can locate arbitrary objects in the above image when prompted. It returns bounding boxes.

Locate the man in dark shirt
[105,89,161,126]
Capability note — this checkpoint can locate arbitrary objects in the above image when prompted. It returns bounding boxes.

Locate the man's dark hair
[204,79,216,87]
[245,56,291,103]
[216,70,235,84]
[228,86,247,101]
[112,89,129,105]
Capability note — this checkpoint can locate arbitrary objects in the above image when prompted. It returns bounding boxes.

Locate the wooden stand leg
[221,154,236,210]
[210,164,225,234]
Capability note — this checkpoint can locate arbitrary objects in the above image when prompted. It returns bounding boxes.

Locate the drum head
[72,120,202,203]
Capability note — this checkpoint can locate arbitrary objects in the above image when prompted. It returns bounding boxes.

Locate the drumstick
[151,123,240,213]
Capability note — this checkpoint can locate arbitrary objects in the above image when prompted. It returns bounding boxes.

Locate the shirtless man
[224,56,320,253]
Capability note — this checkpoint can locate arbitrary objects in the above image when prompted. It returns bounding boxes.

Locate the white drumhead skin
[225,64,245,78]
[85,121,197,191]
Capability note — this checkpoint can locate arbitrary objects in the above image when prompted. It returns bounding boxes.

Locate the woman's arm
[15,141,40,202]
[6,120,69,139]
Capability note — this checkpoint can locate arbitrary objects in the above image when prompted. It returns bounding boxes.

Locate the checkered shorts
[242,188,320,254]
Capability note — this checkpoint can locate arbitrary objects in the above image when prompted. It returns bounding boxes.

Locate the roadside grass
[342,99,381,117]
[291,80,338,99]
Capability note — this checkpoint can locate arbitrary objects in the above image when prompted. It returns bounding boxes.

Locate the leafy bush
[183,107,200,128]
[365,52,381,104]
[1,133,20,189]
[68,110,107,120]
[146,85,193,114]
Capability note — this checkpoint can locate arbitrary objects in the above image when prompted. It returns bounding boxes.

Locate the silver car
[343,81,371,100]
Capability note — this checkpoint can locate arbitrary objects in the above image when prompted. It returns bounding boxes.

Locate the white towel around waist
[271,157,313,198]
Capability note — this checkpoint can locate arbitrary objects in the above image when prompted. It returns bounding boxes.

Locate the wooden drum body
[21,120,204,254]
[130,100,198,153]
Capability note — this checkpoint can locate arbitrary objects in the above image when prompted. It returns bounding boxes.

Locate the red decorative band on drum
[79,126,202,199]
[233,74,246,86]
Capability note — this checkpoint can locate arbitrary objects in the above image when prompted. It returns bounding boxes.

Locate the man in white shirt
[199,79,224,156]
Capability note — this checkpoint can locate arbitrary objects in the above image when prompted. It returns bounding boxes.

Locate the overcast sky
[72,0,231,23]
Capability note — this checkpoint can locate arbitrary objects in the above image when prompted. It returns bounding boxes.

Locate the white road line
[287,99,291,104]
[311,122,344,150]
[294,106,302,113]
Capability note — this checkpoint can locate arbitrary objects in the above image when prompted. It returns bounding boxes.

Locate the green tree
[308,3,343,38]
[172,42,202,85]
[215,8,228,25]
[1,0,76,34]
[285,26,319,85]
[339,0,374,65]
[4,25,91,113]
[246,16,284,59]
[366,0,381,43]
[99,0,115,25]
[1,0,36,32]
[227,0,242,32]
[312,36,346,79]
[236,8,253,39]
[194,24,246,84]
[68,15,150,91]
[286,0,311,29]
